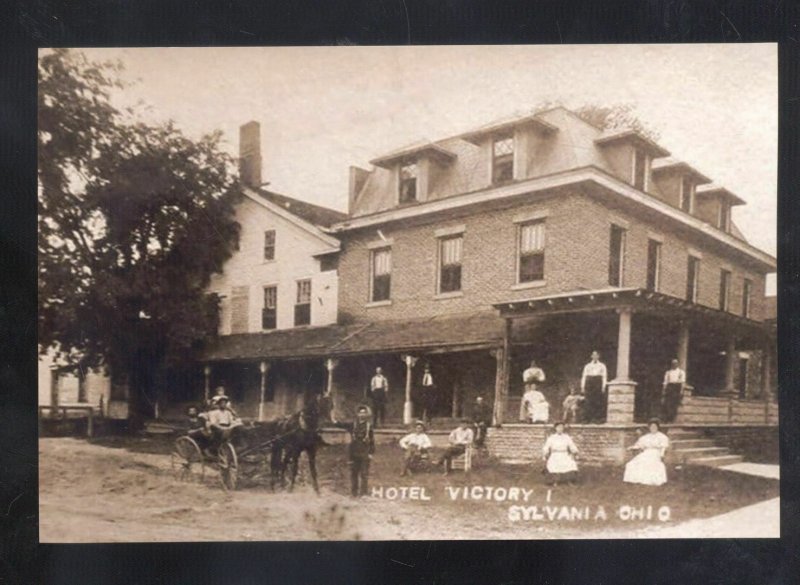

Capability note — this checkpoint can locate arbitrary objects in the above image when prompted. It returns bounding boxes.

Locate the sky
[80,45,777,285]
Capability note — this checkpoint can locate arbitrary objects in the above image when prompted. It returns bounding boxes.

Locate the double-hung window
[608,224,626,287]
[646,239,662,291]
[719,269,731,312]
[680,176,694,213]
[370,248,392,302]
[438,235,463,293]
[632,149,649,191]
[263,229,276,261]
[686,256,700,303]
[742,278,752,318]
[518,221,546,283]
[399,162,418,204]
[718,201,731,232]
[294,280,311,326]
[262,286,277,330]
[492,136,514,185]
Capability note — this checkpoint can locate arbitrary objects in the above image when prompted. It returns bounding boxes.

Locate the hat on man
[211,395,230,404]
[413,420,426,431]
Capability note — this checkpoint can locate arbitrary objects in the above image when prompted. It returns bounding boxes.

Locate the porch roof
[493,288,775,337]
[199,311,505,362]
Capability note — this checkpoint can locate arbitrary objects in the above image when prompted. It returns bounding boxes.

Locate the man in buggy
[204,396,245,455]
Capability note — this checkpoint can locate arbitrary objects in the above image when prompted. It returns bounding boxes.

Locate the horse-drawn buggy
[170,399,324,492]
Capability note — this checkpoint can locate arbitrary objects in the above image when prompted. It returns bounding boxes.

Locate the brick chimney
[239,121,262,188]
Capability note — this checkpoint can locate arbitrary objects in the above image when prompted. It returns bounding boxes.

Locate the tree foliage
[38,49,241,417]
[529,101,660,141]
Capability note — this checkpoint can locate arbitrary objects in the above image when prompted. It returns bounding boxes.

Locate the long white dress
[522,390,550,423]
[623,431,669,486]
[543,433,579,474]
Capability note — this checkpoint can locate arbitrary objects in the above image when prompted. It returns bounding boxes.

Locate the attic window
[718,200,732,232]
[399,162,418,204]
[680,176,694,213]
[632,149,649,191]
[492,136,514,185]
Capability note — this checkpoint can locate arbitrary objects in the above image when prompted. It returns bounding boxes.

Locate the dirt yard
[39,436,779,542]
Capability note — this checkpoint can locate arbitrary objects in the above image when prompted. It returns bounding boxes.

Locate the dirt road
[39,437,779,542]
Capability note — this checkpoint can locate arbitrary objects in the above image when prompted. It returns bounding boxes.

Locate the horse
[269,397,326,494]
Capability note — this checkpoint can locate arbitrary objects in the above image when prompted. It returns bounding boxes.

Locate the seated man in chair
[436,418,474,476]
[399,420,432,476]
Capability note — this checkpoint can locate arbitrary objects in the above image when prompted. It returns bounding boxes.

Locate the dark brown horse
[269,397,325,494]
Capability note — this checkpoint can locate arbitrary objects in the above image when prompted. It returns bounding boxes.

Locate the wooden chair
[450,444,473,472]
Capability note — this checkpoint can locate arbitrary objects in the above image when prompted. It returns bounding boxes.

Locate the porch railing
[675,394,778,425]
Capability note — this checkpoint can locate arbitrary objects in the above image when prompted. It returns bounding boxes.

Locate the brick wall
[703,425,779,463]
[338,188,769,324]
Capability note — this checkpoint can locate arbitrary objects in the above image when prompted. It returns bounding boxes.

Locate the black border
[2,1,799,583]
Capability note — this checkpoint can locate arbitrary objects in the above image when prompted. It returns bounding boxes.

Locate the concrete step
[666,429,704,439]
[671,439,715,449]
[689,454,744,468]
[675,447,731,458]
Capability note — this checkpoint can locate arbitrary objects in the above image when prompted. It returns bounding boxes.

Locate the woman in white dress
[542,422,579,485]
[624,419,669,486]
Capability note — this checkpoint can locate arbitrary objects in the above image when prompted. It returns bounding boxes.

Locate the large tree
[38,49,241,425]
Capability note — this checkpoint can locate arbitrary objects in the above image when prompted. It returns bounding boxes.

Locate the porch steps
[668,429,744,467]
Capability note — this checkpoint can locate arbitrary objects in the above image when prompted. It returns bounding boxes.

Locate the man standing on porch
[370,367,389,427]
[662,359,686,423]
[581,351,608,423]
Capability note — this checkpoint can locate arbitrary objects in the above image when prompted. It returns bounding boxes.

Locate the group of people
[519,352,688,425]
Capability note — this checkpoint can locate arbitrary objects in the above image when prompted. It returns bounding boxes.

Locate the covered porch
[493,288,777,426]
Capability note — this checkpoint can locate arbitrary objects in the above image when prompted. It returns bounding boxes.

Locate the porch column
[203,364,212,403]
[492,318,513,425]
[325,358,339,422]
[258,360,271,422]
[723,335,737,395]
[607,307,637,423]
[401,354,418,425]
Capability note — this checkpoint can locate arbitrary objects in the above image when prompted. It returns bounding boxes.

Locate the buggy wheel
[218,442,239,491]
[173,436,203,481]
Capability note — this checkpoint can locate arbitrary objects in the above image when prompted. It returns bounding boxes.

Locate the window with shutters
[492,136,514,185]
[438,235,463,293]
[231,285,250,333]
[262,286,277,330]
[263,230,276,261]
[608,225,626,287]
[518,221,545,283]
[399,162,418,204]
[680,176,694,213]
[370,248,392,302]
[686,256,700,303]
[294,280,311,326]
[719,269,731,311]
[742,278,752,318]
[646,239,662,291]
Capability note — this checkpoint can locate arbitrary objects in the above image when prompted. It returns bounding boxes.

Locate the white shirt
[663,368,686,385]
[371,374,388,391]
[449,426,474,446]
[581,361,608,389]
[399,432,432,450]
[206,408,237,427]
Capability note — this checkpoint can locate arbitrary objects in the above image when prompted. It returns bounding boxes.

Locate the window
[680,176,694,213]
[608,224,626,287]
[263,230,276,261]
[294,280,311,326]
[262,286,277,330]
[742,278,752,318]
[646,239,662,291]
[399,162,418,204]
[370,248,392,302]
[686,256,700,303]
[438,235,463,293]
[718,201,731,232]
[518,221,546,283]
[719,269,731,311]
[632,149,649,191]
[492,136,514,184]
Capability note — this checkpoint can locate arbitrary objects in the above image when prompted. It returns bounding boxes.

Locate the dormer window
[718,200,732,232]
[680,176,695,213]
[492,136,514,185]
[632,149,650,191]
[399,162,418,204]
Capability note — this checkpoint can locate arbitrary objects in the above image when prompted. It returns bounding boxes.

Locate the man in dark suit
[470,395,493,447]
[342,405,375,497]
